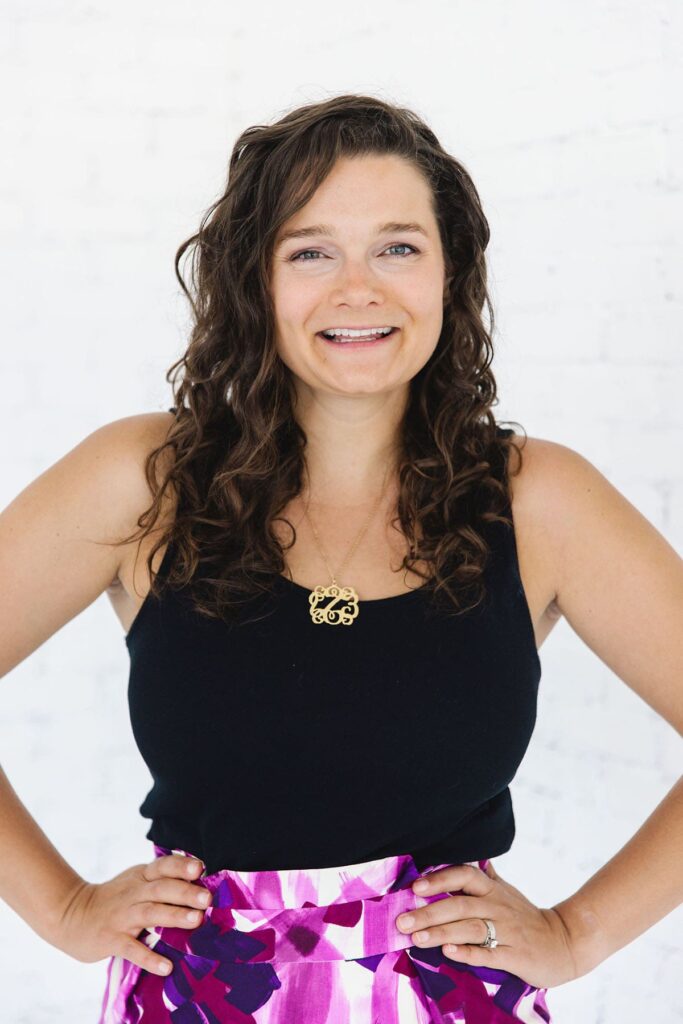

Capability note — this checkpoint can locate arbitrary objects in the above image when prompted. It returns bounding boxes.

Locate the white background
[0,1,681,1020]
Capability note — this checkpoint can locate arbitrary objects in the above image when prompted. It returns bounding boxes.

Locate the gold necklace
[301,464,392,626]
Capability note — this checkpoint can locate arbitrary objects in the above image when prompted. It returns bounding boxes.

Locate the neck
[293,384,406,505]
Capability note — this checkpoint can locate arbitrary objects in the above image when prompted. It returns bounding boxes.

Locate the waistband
[142,843,491,965]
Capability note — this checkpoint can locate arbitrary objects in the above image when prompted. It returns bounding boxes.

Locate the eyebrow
[275,221,429,247]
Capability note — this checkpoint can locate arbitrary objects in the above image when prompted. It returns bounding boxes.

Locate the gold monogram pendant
[308,583,360,625]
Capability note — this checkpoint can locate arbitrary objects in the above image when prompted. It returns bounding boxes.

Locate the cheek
[275,293,319,339]
[406,296,444,345]
[273,338,303,383]
[402,274,444,319]
[272,319,317,380]
[271,273,300,322]
[273,330,299,369]
[274,295,300,330]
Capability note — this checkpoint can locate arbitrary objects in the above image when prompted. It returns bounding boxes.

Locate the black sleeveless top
[126,420,541,874]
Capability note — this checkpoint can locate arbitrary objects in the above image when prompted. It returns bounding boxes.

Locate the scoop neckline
[278,573,428,604]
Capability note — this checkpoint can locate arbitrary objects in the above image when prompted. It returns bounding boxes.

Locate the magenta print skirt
[98,842,552,1023]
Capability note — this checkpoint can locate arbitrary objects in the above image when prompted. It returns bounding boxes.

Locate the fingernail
[413,879,428,892]
[398,914,414,930]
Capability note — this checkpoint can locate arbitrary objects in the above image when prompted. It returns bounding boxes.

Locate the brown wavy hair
[115,92,527,626]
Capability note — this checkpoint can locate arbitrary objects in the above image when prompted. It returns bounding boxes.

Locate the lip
[317,328,399,349]
[320,326,398,332]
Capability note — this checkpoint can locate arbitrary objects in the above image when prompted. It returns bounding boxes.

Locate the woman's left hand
[395,860,580,990]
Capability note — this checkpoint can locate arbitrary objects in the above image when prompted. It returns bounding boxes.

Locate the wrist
[549,896,609,979]
[43,874,91,950]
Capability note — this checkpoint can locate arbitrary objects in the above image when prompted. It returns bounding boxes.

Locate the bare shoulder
[0,410,175,679]
[505,430,625,554]
[97,409,176,467]
[99,410,177,554]
[104,412,179,632]
[80,410,178,581]
[503,433,573,647]
[99,411,178,580]
[508,432,683,733]
[503,430,668,634]
[504,430,605,582]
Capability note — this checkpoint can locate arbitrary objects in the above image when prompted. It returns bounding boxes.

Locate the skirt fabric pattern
[98,842,552,1023]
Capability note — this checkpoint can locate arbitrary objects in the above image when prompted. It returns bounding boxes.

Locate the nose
[329,260,386,305]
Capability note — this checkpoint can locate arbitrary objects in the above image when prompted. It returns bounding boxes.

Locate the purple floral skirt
[98,842,552,1023]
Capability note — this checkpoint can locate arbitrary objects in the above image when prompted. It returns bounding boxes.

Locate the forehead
[275,220,431,247]
[274,155,436,246]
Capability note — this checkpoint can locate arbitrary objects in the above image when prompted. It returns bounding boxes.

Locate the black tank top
[126,421,541,874]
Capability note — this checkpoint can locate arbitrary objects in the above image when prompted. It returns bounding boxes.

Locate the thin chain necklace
[300,463,393,626]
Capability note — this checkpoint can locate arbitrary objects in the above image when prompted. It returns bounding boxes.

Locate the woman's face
[270,154,448,401]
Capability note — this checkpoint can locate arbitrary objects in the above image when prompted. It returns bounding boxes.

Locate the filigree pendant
[308,582,360,625]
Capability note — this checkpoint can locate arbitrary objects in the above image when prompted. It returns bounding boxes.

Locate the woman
[1,95,680,1023]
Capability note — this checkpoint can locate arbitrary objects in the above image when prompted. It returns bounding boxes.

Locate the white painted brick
[1,1,681,1020]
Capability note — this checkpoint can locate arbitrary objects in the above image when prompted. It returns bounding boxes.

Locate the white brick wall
[0,1,681,1020]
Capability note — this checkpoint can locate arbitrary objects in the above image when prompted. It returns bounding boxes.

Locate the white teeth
[321,326,394,340]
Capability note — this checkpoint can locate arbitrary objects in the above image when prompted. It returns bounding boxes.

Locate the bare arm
[553,773,683,977]
[520,439,683,975]
[0,413,173,945]
[0,763,90,946]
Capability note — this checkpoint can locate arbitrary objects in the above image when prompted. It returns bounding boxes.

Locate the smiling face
[269,154,448,402]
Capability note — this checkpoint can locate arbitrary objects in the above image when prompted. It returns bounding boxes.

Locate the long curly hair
[115,93,527,626]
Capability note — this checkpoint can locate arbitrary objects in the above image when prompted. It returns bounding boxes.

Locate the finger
[412,915,495,948]
[397,893,463,934]
[142,854,205,883]
[397,892,497,940]
[143,875,213,912]
[412,863,490,898]
[130,899,207,932]
[399,863,497,936]
[484,859,498,880]
[443,937,506,965]
[118,934,175,977]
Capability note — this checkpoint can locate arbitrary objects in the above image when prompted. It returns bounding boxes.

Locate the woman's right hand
[53,853,211,976]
